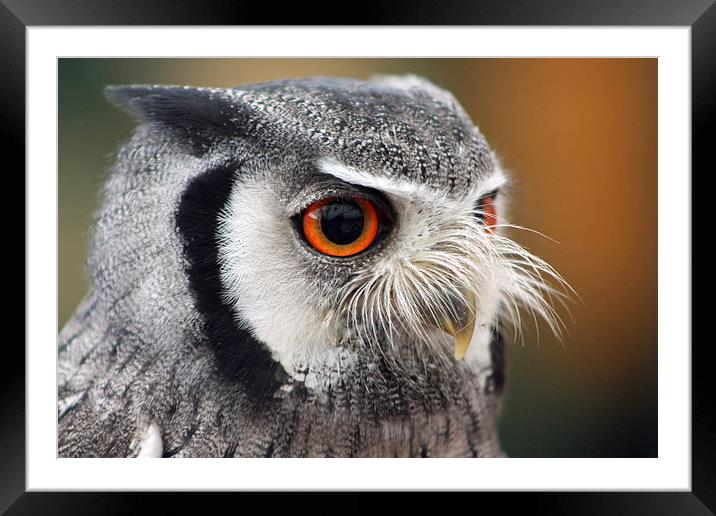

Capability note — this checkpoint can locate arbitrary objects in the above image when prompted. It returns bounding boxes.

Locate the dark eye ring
[301,196,380,257]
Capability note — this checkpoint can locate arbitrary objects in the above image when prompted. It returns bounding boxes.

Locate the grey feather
[58,75,507,457]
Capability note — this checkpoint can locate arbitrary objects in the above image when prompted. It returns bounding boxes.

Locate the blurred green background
[59,58,657,457]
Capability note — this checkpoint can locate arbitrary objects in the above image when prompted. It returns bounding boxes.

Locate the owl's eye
[476,192,498,233]
[302,196,379,257]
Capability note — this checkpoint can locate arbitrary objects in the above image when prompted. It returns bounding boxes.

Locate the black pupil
[320,201,365,245]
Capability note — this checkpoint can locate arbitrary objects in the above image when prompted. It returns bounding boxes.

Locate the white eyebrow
[319,158,424,197]
[318,158,507,200]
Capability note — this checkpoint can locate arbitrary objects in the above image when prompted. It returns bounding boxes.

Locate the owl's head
[102,75,568,396]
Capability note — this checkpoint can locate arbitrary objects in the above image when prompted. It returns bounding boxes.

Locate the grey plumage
[58,75,560,458]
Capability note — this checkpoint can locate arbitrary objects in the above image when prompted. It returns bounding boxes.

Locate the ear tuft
[105,85,241,134]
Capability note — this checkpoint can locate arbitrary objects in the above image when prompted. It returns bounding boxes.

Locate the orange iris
[302,197,379,257]
[480,195,497,233]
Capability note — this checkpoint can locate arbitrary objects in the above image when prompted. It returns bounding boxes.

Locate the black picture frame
[5,1,710,513]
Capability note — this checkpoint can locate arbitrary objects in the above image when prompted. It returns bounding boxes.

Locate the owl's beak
[439,289,477,361]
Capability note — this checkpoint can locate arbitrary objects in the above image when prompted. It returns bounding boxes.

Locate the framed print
[6,0,711,512]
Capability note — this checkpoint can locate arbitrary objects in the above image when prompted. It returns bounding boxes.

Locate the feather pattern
[58,75,567,457]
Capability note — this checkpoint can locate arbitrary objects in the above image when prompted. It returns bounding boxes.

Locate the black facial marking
[176,161,288,405]
[488,322,506,393]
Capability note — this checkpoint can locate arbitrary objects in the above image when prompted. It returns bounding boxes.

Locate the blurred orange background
[59,58,657,457]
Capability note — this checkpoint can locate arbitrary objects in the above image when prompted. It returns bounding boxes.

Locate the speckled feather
[58,75,506,457]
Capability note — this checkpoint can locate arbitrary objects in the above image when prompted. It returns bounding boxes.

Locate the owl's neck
[274,321,504,396]
[275,320,504,398]
[255,332,507,457]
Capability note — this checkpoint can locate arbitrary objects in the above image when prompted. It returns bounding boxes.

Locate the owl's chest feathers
[222,361,504,458]
[58,302,504,457]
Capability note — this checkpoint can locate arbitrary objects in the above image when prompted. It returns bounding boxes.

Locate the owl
[58,75,567,458]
